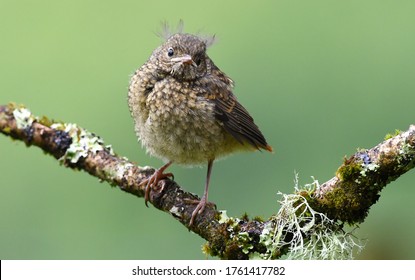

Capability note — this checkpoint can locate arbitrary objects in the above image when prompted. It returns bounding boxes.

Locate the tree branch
[1,103,414,259]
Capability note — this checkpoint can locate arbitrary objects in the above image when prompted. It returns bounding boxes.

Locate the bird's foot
[186,196,216,226]
[140,167,174,207]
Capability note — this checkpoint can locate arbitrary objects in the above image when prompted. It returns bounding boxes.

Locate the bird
[128,25,272,226]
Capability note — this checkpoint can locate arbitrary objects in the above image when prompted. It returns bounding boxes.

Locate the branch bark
[1,103,414,259]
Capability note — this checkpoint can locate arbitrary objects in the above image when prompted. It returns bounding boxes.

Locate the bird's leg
[140,161,174,207]
[189,160,214,226]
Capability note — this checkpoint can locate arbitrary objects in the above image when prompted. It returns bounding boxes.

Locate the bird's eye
[194,57,202,66]
[167,47,174,57]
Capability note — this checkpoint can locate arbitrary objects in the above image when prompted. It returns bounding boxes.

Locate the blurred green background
[1,0,414,259]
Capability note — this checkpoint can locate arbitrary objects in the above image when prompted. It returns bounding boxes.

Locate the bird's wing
[200,60,272,152]
[212,89,272,152]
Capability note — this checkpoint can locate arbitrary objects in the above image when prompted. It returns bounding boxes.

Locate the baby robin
[128,26,272,226]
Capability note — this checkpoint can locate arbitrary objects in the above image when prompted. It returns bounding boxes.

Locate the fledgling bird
[128,25,272,226]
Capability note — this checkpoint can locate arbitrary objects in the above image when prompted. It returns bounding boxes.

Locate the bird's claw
[140,169,174,207]
[186,196,216,226]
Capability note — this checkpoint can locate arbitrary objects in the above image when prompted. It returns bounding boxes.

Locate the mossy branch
[1,103,414,259]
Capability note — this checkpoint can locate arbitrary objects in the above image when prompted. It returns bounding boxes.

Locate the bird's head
[151,33,215,81]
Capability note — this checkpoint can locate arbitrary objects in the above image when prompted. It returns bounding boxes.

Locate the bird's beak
[171,55,197,67]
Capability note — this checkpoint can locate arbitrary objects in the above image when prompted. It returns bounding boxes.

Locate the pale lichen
[101,160,134,186]
[169,206,182,218]
[51,123,107,163]
[237,232,253,254]
[397,141,414,164]
[114,161,135,180]
[218,210,235,224]
[252,219,279,259]
[10,106,112,164]
[218,210,256,256]
[360,162,379,177]
[254,175,364,260]
[13,108,34,129]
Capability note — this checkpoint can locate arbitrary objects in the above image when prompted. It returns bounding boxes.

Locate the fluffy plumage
[128,28,272,225]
